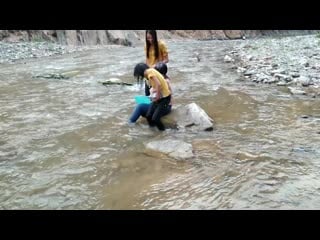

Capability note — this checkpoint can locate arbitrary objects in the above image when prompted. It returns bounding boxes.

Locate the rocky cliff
[0,30,319,46]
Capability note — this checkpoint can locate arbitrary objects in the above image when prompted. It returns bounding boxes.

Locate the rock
[288,87,306,95]
[224,55,234,63]
[106,30,140,46]
[98,78,133,86]
[161,103,214,131]
[274,73,291,82]
[277,81,287,86]
[246,55,254,61]
[176,103,214,131]
[224,30,243,39]
[291,73,300,78]
[65,30,78,45]
[145,139,194,160]
[34,73,69,79]
[243,70,256,76]
[195,52,201,62]
[256,73,271,82]
[270,69,287,76]
[264,78,278,84]
[62,70,80,78]
[298,76,312,87]
[79,30,99,45]
[237,67,246,73]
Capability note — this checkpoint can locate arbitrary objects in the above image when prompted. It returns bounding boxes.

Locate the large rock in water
[162,103,214,131]
[98,78,133,86]
[145,139,194,160]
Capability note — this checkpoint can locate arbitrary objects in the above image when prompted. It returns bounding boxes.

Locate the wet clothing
[130,66,172,130]
[129,103,150,123]
[145,68,171,98]
[146,94,171,131]
[129,99,172,126]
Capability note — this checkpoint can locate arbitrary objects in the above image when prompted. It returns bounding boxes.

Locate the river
[0,38,319,209]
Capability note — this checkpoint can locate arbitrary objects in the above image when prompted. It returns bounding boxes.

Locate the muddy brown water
[0,40,319,209]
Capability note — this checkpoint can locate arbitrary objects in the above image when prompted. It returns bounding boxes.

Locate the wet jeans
[129,103,150,123]
[146,95,172,131]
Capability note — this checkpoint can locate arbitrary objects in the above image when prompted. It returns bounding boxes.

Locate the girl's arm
[149,76,161,102]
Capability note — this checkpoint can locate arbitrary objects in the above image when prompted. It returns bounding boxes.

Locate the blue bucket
[134,95,151,104]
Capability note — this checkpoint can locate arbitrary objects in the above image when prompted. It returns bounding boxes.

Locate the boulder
[162,102,214,131]
[145,139,194,160]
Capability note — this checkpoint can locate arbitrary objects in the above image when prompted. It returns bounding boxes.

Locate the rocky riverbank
[225,34,320,98]
[0,41,119,64]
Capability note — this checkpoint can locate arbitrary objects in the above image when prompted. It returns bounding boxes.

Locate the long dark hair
[146,30,159,60]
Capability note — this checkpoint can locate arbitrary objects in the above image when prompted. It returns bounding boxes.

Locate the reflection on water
[0,40,320,209]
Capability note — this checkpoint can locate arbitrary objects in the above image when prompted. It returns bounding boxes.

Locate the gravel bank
[225,34,320,98]
[0,41,120,64]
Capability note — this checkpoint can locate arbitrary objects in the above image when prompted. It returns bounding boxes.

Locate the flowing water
[0,39,319,209]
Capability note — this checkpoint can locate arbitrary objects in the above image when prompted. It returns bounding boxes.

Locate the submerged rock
[145,139,194,160]
[98,78,133,86]
[33,73,69,79]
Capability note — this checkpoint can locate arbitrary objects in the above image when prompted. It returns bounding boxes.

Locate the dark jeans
[146,95,172,131]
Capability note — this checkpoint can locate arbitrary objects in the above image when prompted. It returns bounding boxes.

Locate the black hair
[154,62,168,76]
[146,30,159,60]
[133,62,149,80]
